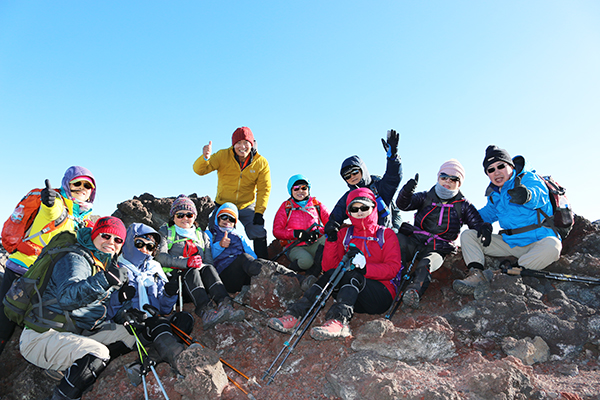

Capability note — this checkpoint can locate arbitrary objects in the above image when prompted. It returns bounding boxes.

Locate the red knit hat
[231,127,254,147]
[91,216,126,241]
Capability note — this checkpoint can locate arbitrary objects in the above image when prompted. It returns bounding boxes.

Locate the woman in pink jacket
[272,174,330,277]
[268,187,402,340]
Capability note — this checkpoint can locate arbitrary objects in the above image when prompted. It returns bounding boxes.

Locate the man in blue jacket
[453,145,562,295]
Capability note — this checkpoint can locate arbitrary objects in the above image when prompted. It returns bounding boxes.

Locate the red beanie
[91,216,126,241]
[231,127,254,147]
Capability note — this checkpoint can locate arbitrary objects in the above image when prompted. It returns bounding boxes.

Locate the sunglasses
[487,163,507,174]
[348,205,371,213]
[175,212,195,219]
[342,168,361,181]
[99,233,124,244]
[134,238,156,251]
[219,214,236,223]
[440,175,460,183]
[292,185,308,192]
[71,181,94,190]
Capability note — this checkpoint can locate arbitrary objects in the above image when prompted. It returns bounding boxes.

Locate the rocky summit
[1,194,599,400]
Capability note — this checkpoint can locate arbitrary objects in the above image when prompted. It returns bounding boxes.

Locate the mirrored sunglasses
[440,174,460,183]
[99,233,124,244]
[487,164,507,174]
[219,214,236,223]
[292,185,308,192]
[175,212,195,219]
[342,168,361,180]
[348,205,371,213]
[134,238,156,251]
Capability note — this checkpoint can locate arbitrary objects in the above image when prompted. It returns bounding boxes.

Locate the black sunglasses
[175,212,195,219]
[342,168,361,180]
[134,238,156,251]
[440,174,460,183]
[219,214,236,223]
[292,185,309,192]
[348,205,371,213]
[487,164,507,174]
[71,181,93,190]
[99,233,124,244]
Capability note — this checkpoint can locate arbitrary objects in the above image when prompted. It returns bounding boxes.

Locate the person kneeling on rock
[267,188,402,340]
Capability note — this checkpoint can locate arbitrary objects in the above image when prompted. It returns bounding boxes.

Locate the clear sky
[1,1,599,243]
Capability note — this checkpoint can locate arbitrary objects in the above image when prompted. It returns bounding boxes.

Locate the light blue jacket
[479,155,556,247]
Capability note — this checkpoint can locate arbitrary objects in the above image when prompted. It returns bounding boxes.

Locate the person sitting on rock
[453,145,563,295]
[0,166,96,356]
[155,195,244,329]
[207,202,312,293]
[19,217,134,400]
[323,130,403,243]
[272,174,330,278]
[107,222,192,375]
[267,188,402,340]
[395,159,485,309]
[193,126,271,259]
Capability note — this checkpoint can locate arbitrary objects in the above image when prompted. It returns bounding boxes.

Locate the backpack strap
[167,225,204,251]
[284,198,323,226]
[342,225,385,257]
[369,181,391,219]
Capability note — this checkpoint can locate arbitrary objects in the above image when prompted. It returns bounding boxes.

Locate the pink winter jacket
[272,197,330,246]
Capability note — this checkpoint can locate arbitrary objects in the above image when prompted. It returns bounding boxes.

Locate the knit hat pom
[170,195,197,217]
[91,216,126,241]
[438,159,465,182]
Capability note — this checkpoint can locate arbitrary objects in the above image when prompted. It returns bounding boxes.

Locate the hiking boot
[218,298,246,322]
[310,319,351,341]
[453,268,487,295]
[299,274,318,292]
[199,305,229,329]
[402,289,420,309]
[267,314,299,334]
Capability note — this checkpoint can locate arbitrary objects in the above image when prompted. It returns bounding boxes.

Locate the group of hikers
[0,126,565,399]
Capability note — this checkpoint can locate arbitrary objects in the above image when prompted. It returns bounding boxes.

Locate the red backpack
[1,188,68,256]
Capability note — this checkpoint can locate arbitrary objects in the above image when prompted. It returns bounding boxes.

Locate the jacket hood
[122,223,160,267]
[346,187,378,230]
[340,156,372,188]
[212,202,239,232]
[61,166,96,204]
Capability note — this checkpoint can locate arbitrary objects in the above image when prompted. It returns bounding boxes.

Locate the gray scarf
[434,182,459,200]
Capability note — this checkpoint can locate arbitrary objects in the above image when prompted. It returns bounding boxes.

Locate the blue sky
[1,1,599,243]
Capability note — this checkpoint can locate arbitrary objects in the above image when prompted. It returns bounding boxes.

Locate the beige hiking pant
[20,323,136,371]
[460,229,562,271]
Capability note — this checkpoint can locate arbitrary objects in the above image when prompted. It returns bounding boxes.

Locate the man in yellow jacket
[193,126,271,259]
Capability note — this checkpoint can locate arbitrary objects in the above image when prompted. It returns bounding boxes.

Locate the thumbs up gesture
[41,179,58,208]
[203,140,212,160]
[220,231,231,248]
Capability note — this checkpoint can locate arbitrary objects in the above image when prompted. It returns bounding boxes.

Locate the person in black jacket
[396,159,485,309]
[324,130,403,241]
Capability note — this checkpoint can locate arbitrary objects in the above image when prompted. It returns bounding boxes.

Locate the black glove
[123,308,148,329]
[142,304,171,341]
[402,173,419,194]
[294,229,316,243]
[105,261,128,287]
[118,284,136,303]
[507,185,531,205]
[398,222,416,237]
[41,179,58,208]
[380,129,399,158]
[308,230,320,243]
[324,220,340,242]
[164,276,180,296]
[477,222,493,247]
[253,213,265,226]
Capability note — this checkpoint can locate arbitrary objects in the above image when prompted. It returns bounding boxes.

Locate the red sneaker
[310,319,351,341]
[267,314,299,333]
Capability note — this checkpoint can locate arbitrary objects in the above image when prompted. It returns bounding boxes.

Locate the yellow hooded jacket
[193,147,271,215]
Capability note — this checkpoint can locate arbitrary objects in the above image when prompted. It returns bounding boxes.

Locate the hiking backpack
[3,230,90,333]
[494,174,573,240]
[1,188,68,256]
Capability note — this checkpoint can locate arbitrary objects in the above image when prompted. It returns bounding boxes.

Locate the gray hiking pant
[460,229,562,271]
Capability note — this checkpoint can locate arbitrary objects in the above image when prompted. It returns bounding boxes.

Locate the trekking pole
[262,245,359,385]
[126,322,170,400]
[178,274,183,312]
[504,267,600,285]
[169,323,259,399]
[384,248,420,320]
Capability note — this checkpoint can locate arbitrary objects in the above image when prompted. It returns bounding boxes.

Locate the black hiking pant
[219,253,263,293]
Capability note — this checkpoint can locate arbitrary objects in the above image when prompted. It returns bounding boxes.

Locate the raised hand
[219,231,231,248]
[41,179,57,208]
[203,140,212,160]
